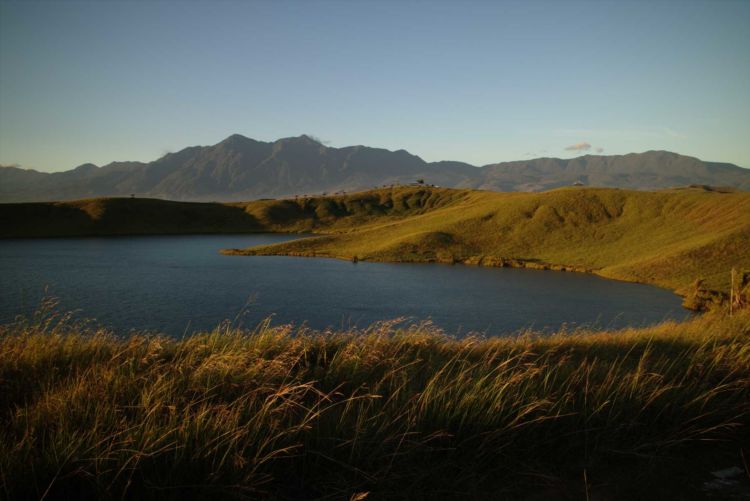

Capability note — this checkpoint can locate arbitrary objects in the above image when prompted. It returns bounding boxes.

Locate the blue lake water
[0,234,687,336]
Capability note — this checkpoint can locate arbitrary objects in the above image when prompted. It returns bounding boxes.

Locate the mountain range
[2,134,749,202]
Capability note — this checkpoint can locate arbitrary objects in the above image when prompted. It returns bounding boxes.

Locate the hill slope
[2,134,749,202]
[0,198,264,237]
[223,186,750,295]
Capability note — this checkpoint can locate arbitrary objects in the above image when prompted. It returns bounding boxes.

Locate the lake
[0,234,687,336]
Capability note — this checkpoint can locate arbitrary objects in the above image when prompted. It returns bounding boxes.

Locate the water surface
[0,234,686,336]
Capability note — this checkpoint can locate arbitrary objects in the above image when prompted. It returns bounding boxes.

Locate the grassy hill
[3,185,749,297]
[0,197,265,237]
[0,189,467,237]
[224,186,750,295]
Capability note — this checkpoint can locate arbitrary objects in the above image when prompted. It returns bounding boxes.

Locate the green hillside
[224,186,750,294]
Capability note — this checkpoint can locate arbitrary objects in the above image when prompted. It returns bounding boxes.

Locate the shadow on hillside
[0,198,265,237]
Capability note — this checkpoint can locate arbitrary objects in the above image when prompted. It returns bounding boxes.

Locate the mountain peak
[72,163,99,174]
[218,134,258,147]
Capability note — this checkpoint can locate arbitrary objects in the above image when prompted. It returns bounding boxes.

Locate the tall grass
[1,306,749,499]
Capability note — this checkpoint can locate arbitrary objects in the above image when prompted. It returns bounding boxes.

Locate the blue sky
[1,0,748,171]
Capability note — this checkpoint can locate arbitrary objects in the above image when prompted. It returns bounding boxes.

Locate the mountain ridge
[2,134,749,202]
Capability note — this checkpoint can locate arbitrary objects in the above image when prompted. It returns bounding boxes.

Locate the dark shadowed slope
[2,134,749,202]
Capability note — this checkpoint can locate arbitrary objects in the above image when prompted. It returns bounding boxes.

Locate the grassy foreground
[1,306,749,499]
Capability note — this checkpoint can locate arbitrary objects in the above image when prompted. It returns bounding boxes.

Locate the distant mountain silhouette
[2,134,749,202]
[477,151,750,192]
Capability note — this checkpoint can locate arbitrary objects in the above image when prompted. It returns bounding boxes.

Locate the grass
[223,186,750,295]
[1,303,749,499]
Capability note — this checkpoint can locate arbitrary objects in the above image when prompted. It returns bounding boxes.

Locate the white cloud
[565,142,592,152]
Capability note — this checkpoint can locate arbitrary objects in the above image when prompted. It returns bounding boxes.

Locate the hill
[221,186,750,296]
[2,134,749,202]
[0,197,264,237]
[3,186,749,301]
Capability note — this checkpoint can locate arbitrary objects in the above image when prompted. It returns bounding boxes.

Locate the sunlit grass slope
[1,307,749,499]
[226,186,750,293]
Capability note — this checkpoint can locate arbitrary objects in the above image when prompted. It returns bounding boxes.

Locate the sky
[1,0,749,172]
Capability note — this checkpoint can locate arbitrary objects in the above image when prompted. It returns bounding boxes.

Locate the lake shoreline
[1,234,686,337]
[222,245,697,305]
